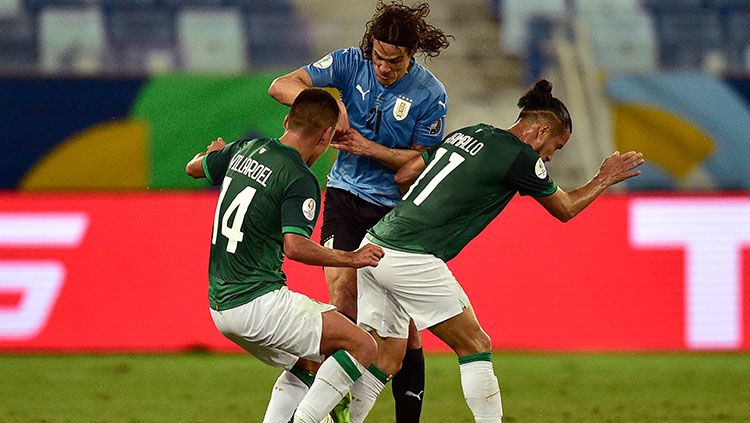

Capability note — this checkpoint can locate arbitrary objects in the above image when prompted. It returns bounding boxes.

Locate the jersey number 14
[402,147,465,206]
[213,176,257,253]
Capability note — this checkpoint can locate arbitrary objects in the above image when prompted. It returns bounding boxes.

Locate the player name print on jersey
[228,154,274,187]
[443,132,485,156]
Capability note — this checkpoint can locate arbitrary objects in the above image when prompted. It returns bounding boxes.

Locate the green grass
[1,352,748,422]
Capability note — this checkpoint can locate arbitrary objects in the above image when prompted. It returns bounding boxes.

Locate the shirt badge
[535,158,548,179]
[393,96,412,121]
[302,198,316,221]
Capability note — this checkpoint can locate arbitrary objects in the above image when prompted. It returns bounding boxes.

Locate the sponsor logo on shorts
[323,236,334,249]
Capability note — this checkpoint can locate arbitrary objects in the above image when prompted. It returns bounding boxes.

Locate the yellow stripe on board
[21,120,149,190]
[612,103,715,179]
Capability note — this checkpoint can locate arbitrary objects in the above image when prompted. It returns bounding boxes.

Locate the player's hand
[331,129,375,157]
[207,137,226,153]
[597,151,645,186]
[333,100,350,142]
[351,243,385,268]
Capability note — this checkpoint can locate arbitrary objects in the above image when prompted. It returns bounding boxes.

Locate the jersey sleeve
[411,92,448,148]
[304,48,357,90]
[505,148,558,197]
[280,174,321,238]
[202,140,242,185]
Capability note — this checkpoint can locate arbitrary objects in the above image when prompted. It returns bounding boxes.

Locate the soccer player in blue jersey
[347,80,644,421]
[269,2,452,421]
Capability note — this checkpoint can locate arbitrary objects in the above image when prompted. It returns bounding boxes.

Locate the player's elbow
[550,206,576,223]
[185,161,203,179]
[283,237,306,262]
[555,209,575,223]
[268,78,281,100]
[268,77,289,102]
[394,173,414,194]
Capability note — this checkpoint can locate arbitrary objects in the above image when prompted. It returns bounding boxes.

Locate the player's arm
[395,151,428,194]
[186,138,227,179]
[333,129,426,171]
[283,233,384,268]
[269,68,349,137]
[268,68,314,106]
[536,151,644,222]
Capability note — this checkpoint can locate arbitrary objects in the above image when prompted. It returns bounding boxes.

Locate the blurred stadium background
[1,0,749,421]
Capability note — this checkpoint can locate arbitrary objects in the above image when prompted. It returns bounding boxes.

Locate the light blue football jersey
[304,48,447,208]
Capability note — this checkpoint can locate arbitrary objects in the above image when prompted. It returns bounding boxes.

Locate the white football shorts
[209,286,335,370]
[357,240,471,339]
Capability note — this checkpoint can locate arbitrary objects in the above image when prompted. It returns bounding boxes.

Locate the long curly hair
[360,1,452,59]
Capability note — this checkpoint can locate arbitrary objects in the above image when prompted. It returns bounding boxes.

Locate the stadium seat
[499,0,566,56]
[0,0,21,16]
[651,9,724,71]
[725,11,750,71]
[585,13,658,74]
[105,3,177,74]
[177,7,247,73]
[0,12,36,72]
[236,0,294,15]
[573,0,642,18]
[38,6,106,73]
[244,11,312,69]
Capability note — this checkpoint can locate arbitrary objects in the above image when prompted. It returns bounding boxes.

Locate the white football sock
[459,355,503,422]
[293,350,365,423]
[349,365,388,423]
[262,370,311,423]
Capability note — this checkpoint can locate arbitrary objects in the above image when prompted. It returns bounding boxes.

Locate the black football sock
[392,347,425,422]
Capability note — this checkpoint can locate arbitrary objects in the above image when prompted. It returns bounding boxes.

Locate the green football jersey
[202,138,321,310]
[368,123,557,262]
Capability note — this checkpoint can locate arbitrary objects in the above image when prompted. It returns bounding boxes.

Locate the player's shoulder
[331,47,366,65]
[408,62,447,99]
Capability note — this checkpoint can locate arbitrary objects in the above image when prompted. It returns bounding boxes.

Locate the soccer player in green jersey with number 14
[186,88,384,423]
[347,80,645,422]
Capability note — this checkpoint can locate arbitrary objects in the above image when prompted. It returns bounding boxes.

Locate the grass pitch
[1,352,748,422]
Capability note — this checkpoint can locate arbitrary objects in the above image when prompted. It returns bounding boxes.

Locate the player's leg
[391,320,425,422]
[262,364,313,423]
[375,249,502,422]
[428,307,502,423]
[209,294,309,423]
[324,266,358,319]
[320,188,372,321]
[293,310,377,423]
[350,259,413,422]
[349,331,408,423]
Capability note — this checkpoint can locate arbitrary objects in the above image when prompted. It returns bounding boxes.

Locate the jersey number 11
[402,147,465,206]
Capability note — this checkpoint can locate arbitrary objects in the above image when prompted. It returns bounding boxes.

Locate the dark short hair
[288,88,340,136]
[516,79,572,134]
[360,1,452,59]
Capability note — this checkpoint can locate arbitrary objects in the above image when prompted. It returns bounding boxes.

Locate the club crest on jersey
[393,96,412,121]
[313,54,333,69]
[535,158,548,179]
[302,198,316,221]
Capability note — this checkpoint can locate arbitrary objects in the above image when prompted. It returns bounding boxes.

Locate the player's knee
[454,329,492,356]
[349,330,377,367]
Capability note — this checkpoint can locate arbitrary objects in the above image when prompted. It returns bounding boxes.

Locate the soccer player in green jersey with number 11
[347,80,645,422]
[186,88,384,423]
